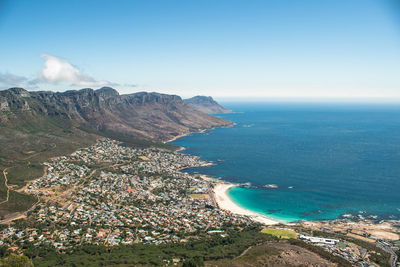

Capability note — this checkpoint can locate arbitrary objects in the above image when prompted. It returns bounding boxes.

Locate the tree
[0,254,34,267]
[0,247,8,258]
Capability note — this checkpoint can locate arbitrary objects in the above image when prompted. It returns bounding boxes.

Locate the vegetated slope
[206,241,345,267]
[0,87,231,217]
[184,95,232,114]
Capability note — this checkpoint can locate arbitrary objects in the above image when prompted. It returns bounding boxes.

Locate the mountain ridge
[0,87,232,141]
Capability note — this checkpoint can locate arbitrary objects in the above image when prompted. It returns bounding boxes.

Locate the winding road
[377,241,398,267]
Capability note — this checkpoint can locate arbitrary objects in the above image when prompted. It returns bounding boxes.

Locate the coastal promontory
[184,95,232,114]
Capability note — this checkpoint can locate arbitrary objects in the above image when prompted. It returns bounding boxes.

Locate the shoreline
[165,130,207,152]
[165,128,211,144]
[168,128,282,225]
[164,132,190,144]
[165,122,234,145]
[210,181,400,240]
[213,182,280,225]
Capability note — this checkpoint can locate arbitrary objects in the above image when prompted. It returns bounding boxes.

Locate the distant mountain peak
[95,87,120,99]
[184,95,231,114]
[6,87,30,97]
[96,87,119,97]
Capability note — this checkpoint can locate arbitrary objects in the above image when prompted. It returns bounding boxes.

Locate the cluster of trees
[2,226,367,267]
[3,223,370,266]
[0,254,34,267]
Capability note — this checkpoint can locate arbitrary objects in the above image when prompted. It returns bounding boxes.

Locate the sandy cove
[213,183,279,225]
[168,130,280,226]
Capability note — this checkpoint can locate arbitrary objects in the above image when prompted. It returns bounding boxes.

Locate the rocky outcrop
[184,96,231,114]
[0,87,232,142]
[0,97,9,111]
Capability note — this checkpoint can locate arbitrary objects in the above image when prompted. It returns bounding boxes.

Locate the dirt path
[0,213,26,224]
[0,168,10,205]
[235,245,254,259]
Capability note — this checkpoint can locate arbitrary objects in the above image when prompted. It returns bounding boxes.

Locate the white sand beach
[213,183,280,225]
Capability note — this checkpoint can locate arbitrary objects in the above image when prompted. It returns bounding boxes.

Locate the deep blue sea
[172,103,400,223]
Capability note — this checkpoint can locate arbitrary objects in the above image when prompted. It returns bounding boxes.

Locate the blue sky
[0,0,400,100]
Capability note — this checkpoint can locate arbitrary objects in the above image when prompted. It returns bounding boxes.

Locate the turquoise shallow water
[172,103,400,223]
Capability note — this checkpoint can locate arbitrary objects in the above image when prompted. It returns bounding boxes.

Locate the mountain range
[0,87,231,142]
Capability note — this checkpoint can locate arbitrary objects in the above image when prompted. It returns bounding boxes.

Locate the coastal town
[0,139,399,266]
[0,139,252,251]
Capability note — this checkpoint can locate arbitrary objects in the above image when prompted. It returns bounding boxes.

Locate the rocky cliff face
[184,96,232,114]
[0,87,232,141]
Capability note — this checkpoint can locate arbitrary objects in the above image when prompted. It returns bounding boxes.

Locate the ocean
[171,102,400,223]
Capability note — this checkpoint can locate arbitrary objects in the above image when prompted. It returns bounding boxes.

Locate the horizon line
[216,97,400,104]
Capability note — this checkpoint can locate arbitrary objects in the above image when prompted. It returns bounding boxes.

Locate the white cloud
[40,54,110,87]
[0,72,40,89]
[0,72,27,86]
